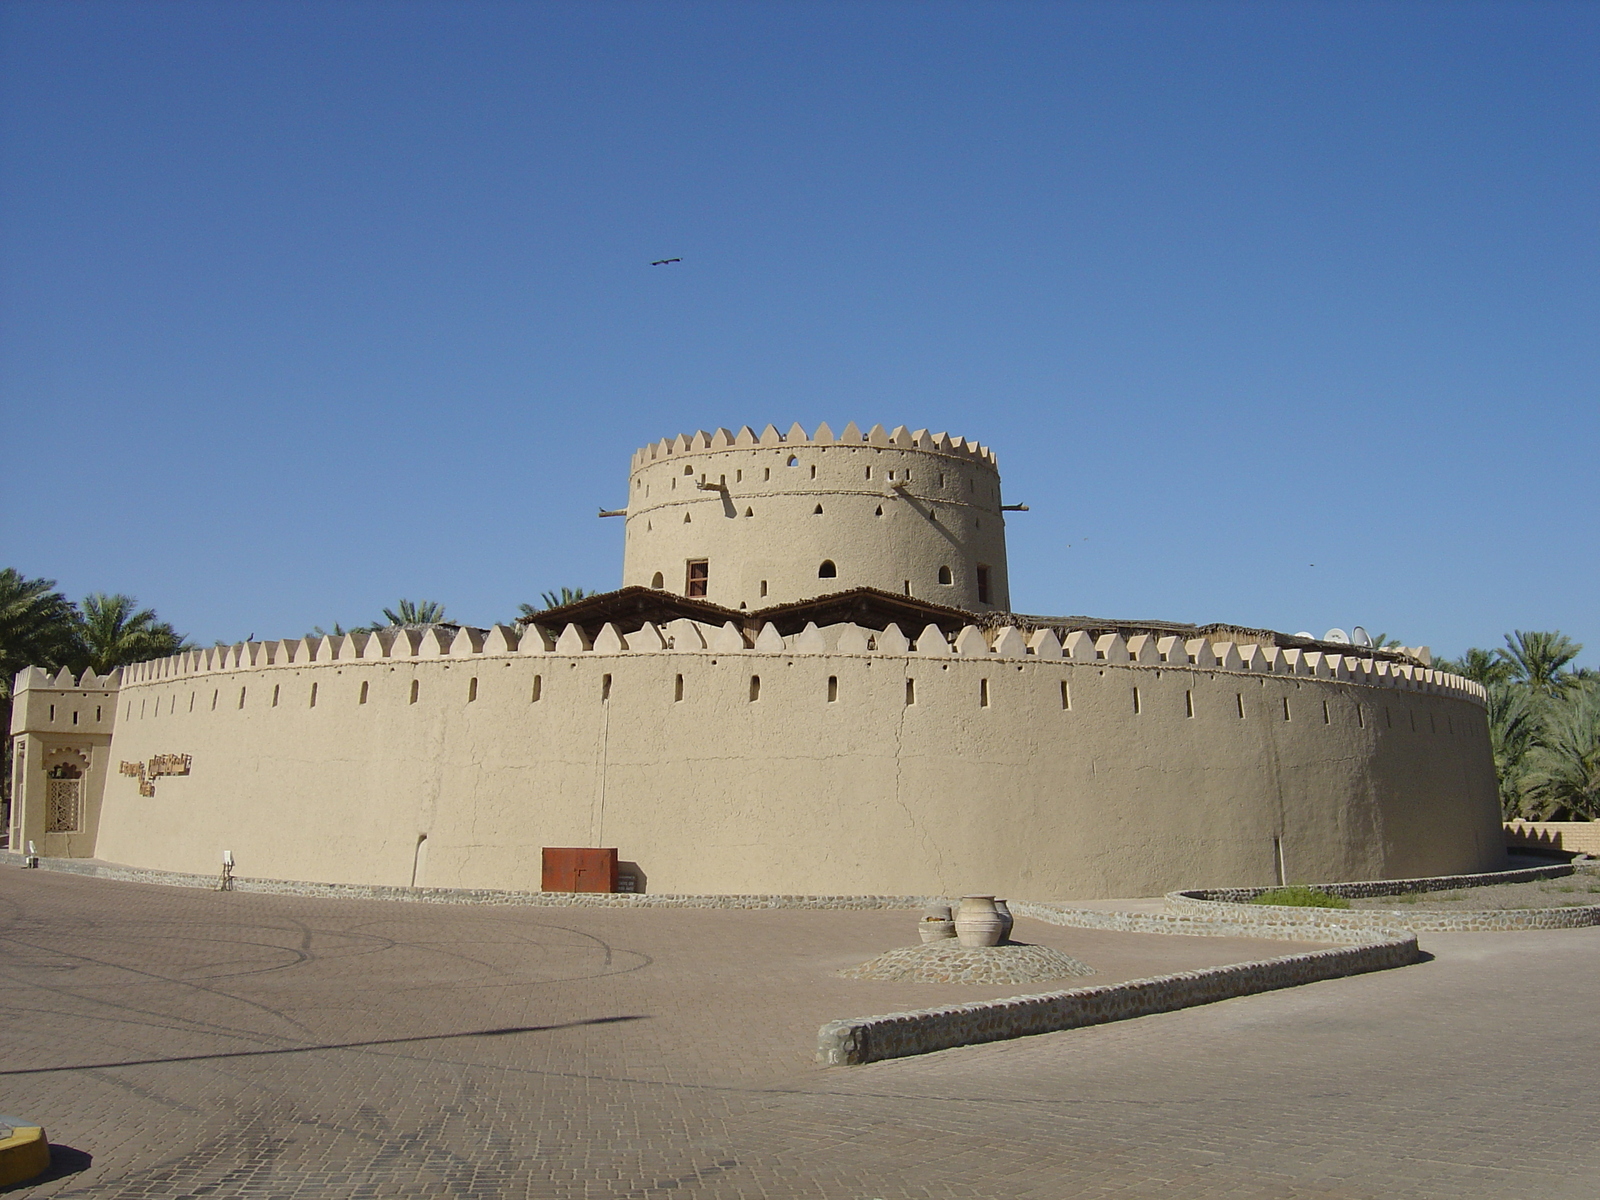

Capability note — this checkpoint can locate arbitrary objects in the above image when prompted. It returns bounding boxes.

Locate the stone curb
[0,851,959,911]
[1165,890,1600,933]
[816,933,1419,1066]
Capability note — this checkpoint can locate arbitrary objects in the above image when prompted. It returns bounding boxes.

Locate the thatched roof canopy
[519,588,1422,664]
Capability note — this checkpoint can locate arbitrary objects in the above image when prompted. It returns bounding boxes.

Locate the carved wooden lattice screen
[46,779,81,832]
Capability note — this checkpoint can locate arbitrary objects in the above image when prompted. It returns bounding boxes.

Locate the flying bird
[650,258,682,266]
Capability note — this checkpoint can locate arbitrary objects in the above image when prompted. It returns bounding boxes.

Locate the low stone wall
[1506,821,1600,856]
[1164,890,1600,933]
[816,934,1418,1065]
[1009,899,1406,944]
[1187,861,1572,903]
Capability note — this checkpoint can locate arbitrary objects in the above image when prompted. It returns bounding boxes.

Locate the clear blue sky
[2,0,1595,664]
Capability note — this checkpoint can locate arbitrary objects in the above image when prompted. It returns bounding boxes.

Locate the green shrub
[1249,885,1351,909]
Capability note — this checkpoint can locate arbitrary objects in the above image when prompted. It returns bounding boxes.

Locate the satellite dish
[1324,628,1350,644]
[1294,631,1313,639]
[1352,626,1371,647]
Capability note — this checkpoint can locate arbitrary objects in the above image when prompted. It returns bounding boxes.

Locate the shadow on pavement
[0,1015,649,1077]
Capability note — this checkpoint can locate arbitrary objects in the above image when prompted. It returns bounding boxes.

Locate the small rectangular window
[1283,696,1292,721]
[979,678,990,707]
[1356,704,1364,728]
[976,565,991,605]
[1132,686,1141,714]
[531,675,543,702]
[601,674,611,701]
[211,690,218,711]
[1236,693,1244,718]
[759,580,767,597]
[358,681,368,705]
[674,673,683,702]
[272,684,280,707]
[906,678,916,705]
[469,677,479,702]
[749,674,761,702]
[686,559,709,597]
[1185,689,1194,718]
[764,467,771,481]
[1322,699,1330,724]
[410,679,419,704]
[239,687,247,709]
[827,675,838,702]
[1060,681,1071,710]
[309,682,318,708]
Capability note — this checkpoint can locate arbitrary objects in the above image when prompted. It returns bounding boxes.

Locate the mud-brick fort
[8,422,1505,899]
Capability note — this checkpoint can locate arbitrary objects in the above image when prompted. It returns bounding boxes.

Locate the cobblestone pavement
[3,869,1597,1198]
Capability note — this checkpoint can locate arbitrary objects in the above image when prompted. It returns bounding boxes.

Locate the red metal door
[541,847,619,893]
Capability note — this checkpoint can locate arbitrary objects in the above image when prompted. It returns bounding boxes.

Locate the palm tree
[1498,630,1584,699]
[381,599,447,627]
[71,593,189,676]
[1,570,81,817]
[1521,685,1600,820]
[1436,646,1515,687]
[0,569,78,700]
[1485,680,1540,819]
[520,588,593,618]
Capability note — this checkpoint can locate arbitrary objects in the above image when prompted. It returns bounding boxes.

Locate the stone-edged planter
[1164,889,1600,934]
[1191,861,1572,903]
[817,932,1419,1065]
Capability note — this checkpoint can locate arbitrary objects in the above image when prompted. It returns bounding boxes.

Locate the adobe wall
[622,423,1011,612]
[83,623,1504,900]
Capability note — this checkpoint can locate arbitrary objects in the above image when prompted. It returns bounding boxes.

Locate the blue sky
[2,0,1595,664]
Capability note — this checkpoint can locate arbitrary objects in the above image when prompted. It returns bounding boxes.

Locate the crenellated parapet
[105,618,1487,707]
[630,422,997,472]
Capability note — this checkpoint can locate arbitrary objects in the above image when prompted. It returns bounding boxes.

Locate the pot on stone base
[993,899,1014,943]
[919,904,956,943]
[955,896,1005,948]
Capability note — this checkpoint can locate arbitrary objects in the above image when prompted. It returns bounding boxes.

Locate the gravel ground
[1348,870,1600,910]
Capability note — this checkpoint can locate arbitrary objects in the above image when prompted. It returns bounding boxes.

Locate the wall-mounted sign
[120,753,192,797]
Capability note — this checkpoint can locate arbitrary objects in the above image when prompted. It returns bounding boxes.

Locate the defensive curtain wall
[12,616,1503,900]
[621,423,1011,613]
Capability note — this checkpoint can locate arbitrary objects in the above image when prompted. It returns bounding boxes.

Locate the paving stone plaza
[4,868,1599,1199]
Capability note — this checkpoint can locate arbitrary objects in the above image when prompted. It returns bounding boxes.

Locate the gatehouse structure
[7,423,1505,899]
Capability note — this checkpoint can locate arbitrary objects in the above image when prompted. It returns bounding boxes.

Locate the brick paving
[2,868,1597,1197]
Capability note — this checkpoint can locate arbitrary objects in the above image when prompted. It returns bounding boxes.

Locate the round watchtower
[621,421,1011,612]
